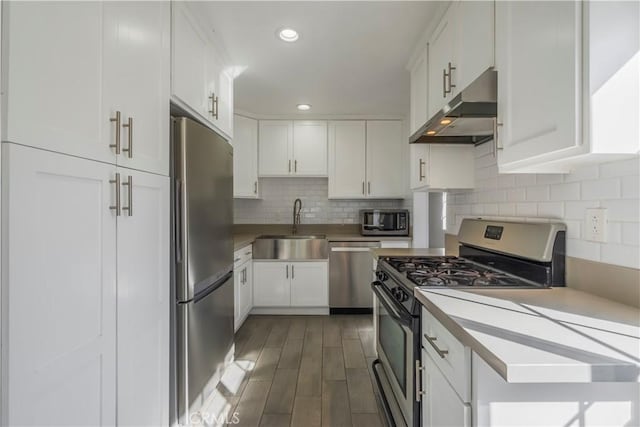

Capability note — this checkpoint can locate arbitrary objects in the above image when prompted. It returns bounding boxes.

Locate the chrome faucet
[292,198,302,234]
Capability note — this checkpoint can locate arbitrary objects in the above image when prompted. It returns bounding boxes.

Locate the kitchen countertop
[414,287,640,384]
[234,233,413,251]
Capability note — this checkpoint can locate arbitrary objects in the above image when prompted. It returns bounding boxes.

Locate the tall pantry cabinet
[1,2,170,426]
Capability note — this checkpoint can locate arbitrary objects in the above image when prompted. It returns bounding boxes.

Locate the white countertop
[414,287,640,383]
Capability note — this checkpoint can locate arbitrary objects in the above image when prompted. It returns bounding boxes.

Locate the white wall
[446,143,640,269]
[234,177,408,224]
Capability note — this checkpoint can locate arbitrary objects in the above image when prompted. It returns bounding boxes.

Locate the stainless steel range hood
[409,68,497,145]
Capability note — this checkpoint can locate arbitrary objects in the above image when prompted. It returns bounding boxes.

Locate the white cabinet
[290,262,329,307]
[428,3,459,118]
[253,261,328,308]
[233,115,259,198]
[253,262,291,307]
[496,1,639,173]
[410,144,474,190]
[115,168,170,427]
[258,120,327,177]
[421,348,472,427]
[366,121,404,198]
[409,47,429,136]
[380,240,411,249]
[1,143,169,425]
[3,1,170,176]
[171,2,233,139]
[328,121,404,199]
[328,121,367,198]
[495,1,582,172]
[234,244,253,331]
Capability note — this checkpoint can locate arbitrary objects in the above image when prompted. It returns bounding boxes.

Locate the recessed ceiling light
[278,28,299,42]
[297,104,311,111]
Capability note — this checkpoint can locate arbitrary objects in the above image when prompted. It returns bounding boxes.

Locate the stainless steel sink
[253,235,329,260]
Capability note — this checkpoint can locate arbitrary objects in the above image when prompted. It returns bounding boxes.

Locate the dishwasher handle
[330,247,375,252]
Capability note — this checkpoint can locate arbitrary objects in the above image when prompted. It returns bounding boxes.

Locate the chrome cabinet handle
[109,111,121,154]
[362,181,365,195]
[213,95,219,119]
[294,160,297,173]
[442,69,447,98]
[286,264,289,278]
[122,117,133,158]
[289,160,292,173]
[368,182,371,195]
[424,334,449,358]
[291,264,295,279]
[254,181,257,194]
[444,62,456,94]
[122,175,133,216]
[109,173,121,216]
[419,159,426,181]
[209,93,218,119]
[415,360,426,402]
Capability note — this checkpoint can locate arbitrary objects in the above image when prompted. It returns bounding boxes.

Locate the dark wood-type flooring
[211,315,387,427]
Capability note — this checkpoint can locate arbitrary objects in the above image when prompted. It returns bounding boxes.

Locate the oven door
[372,282,414,427]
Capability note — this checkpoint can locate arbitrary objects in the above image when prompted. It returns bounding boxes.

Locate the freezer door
[174,116,234,301]
[176,273,234,424]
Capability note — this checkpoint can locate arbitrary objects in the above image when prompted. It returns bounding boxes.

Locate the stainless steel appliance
[360,209,409,236]
[329,240,381,314]
[172,116,234,425]
[409,68,497,145]
[371,219,566,427]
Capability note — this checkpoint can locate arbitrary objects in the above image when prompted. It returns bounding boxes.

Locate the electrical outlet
[585,208,607,242]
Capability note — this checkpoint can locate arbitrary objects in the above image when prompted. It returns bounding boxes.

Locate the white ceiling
[192,1,445,117]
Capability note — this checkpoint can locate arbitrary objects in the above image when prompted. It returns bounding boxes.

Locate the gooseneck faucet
[292,198,302,234]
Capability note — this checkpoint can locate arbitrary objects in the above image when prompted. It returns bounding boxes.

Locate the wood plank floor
[209,315,387,427]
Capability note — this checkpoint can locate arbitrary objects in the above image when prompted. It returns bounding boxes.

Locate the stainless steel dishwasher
[329,241,381,314]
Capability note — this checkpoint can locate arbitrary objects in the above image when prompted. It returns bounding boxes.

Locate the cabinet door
[410,47,429,135]
[421,349,471,427]
[216,70,235,138]
[328,121,367,198]
[240,262,253,321]
[258,121,293,176]
[2,144,116,426]
[233,115,259,198]
[253,262,290,306]
[495,1,581,169]
[171,3,208,119]
[410,144,429,190]
[104,2,170,176]
[290,262,328,307]
[234,267,243,331]
[115,168,169,426]
[457,1,494,92]
[4,2,111,163]
[293,121,328,176]
[366,121,404,198]
[427,3,458,118]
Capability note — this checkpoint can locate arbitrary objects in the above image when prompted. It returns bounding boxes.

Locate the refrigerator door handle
[175,179,183,263]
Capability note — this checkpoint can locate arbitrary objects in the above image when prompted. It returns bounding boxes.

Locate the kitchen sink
[253,234,329,260]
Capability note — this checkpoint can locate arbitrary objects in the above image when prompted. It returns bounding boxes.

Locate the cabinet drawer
[234,244,252,268]
[421,307,471,402]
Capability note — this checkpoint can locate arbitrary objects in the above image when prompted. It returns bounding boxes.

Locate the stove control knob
[376,271,388,282]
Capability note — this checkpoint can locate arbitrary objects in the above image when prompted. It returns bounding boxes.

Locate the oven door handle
[371,282,413,328]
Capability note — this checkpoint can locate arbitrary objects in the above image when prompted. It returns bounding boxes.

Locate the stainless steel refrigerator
[171,116,234,425]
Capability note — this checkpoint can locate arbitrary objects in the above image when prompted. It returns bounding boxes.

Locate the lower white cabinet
[234,244,253,331]
[410,144,474,190]
[253,261,328,308]
[421,348,472,427]
[1,143,169,426]
[380,240,411,249]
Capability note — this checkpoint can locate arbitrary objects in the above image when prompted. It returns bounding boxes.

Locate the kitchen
[0,1,638,427]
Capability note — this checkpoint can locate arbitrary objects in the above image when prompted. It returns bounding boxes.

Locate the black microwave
[360,209,409,236]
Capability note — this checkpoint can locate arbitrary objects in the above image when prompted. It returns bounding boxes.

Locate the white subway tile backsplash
[525,185,550,202]
[581,178,621,200]
[601,244,640,269]
[498,203,516,216]
[605,222,622,244]
[564,164,599,182]
[536,174,564,185]
[515,174,536,187]
[515,202,537,216]
[622,223,640,246]
[507,188,527,202]
[566,238,601,262]
[537,202,564,219]
[601,199,640,222]
[599,157,640,178]
[564,220,581,240]
[550,182,581,201]
[564,200,600,220]
[621,175,640,199]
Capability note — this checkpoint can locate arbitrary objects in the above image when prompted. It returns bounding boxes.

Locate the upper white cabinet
[410,144,474,191]
[3,1,170,176]
[233,115,259,198]
[329,120,404,199]
[456,1,495,94]
[171,2,234,139]
[258,120,328,177]
[428,3,459,118]
[496,1,638,173]
[366,121,405,198]
[328,121,367,198]
[409,47,429,135]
